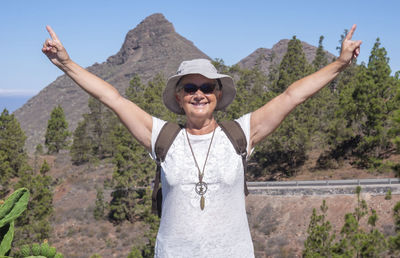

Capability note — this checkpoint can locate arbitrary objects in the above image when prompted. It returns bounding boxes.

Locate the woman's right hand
[42,25,71,67]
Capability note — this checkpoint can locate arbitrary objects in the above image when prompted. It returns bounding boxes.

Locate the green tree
[39,160,50,175]
[45,105,70,153]
[274,36,313,93]
[312,36,329,70]
[85,97,116,159]
[389,202,400,255]
[321,38,398,169]
[70,97,117,164]
[93,187,105,220]
[335,187,387,257]
[250,36,313,178]
[0,109,27,198]
[70,119,92,164]
[35,144,43,155]
[13,172,54,247]
[220,65,267,121]
[304,187,388,257]
[303,200,336,257]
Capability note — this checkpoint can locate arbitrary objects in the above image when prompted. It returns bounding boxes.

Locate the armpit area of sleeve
[150,116,167,160]
[234,112,254,157]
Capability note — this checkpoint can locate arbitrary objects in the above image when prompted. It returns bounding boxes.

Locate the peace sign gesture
[42,25,71,67]
[338,24,362,66]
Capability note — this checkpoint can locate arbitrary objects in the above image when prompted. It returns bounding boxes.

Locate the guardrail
[247,178,400,188]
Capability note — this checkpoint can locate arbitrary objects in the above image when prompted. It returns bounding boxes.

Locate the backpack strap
[151,122,182,217]
[219,121,249,196]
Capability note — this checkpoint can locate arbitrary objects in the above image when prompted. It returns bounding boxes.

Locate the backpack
[151,120,249,218]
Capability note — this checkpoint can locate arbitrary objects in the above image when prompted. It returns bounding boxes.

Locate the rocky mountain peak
[237,39,335,75]
[107,13,176,65]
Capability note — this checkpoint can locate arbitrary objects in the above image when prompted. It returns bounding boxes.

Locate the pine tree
[93,187,105,220]
[0,109,27,197]
[39,160,50,174]
[321,38,398,169]
[13,171,54,246]
[70,97,118,164]
[308,35,337,147]
[85,97,116,159]
[220,66,267,121]
[312,36,329,70]
[304,187,388,257]
[45,105,70,153]
[335,187,387,257]
[250,36,313,178]
[274,36,313,93]
[303,200,335,257]
[389,202,400,254]
[70,119,92,164]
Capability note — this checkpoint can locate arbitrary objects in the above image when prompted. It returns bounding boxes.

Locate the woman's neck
[185,116,218,135]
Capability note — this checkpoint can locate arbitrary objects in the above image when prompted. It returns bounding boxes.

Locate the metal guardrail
[247,178,400,188]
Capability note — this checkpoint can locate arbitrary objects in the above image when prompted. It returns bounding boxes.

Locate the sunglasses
[182,83,217,94]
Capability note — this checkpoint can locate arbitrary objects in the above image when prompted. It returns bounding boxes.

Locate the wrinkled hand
[338,24,362,66]
[42,25,71,67]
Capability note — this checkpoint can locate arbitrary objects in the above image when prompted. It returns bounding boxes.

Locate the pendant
[195,181,208,195]
[195,182,208,211]
[200,196,205,210]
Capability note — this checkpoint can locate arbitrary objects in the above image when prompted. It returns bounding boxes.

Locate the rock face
[237,39,336,76]
[14,13,209,153]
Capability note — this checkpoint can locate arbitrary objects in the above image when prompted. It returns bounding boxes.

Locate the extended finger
[345,24,357,40]
[46,25,59,41]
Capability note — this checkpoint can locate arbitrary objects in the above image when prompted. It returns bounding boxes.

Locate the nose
[192,89,205,98]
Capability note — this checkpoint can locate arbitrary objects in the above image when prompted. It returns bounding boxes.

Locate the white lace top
[150,113,254,258]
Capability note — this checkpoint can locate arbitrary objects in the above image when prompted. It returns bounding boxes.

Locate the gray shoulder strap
[154,122,182,162]
[219,120,249,196]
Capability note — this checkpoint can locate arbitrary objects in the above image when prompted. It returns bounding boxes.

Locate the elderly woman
[42,25,361,257]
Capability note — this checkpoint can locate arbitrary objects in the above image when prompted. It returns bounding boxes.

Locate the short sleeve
[150,116,167,160]
[234,112,253,157]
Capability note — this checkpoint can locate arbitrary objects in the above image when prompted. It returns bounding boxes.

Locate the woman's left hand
[338,24,362,66]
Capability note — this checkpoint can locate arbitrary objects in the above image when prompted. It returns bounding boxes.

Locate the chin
[185,106,215,118]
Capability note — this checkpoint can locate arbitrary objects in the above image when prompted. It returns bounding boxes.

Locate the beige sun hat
[163,59,236,115]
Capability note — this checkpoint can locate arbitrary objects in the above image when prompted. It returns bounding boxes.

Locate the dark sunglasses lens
[183,84,198,93]
[183,83,216,94]
[200,83,215,94]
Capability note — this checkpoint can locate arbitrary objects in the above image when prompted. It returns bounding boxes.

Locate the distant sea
[0,95,33,113]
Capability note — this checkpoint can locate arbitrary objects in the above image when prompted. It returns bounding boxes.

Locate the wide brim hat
[163,59,236,115]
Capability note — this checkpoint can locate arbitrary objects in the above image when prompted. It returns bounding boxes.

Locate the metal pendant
[195,182,207,211]
[195,181,208,195]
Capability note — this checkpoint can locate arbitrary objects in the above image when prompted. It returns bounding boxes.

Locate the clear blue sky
[1,0,399,103]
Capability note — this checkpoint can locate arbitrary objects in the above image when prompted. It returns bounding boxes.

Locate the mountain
[237,39,336,75]
[14,13,209,153]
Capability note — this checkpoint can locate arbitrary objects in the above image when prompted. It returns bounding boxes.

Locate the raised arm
[250,24,362,148]
[42,26,152,151]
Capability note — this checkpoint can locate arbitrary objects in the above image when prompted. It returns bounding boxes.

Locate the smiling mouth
[191,102,208,106]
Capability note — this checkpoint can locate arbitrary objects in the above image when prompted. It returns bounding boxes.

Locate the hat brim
[163,73,236,115]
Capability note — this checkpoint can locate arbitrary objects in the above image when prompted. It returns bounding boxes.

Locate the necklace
[185,126,216,211]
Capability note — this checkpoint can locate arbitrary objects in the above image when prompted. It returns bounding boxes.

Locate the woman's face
[175,74,222,119]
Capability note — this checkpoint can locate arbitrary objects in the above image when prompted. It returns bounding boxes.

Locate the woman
[42,25,361,257]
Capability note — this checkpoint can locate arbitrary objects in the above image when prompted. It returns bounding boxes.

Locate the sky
[1,0,399,112]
